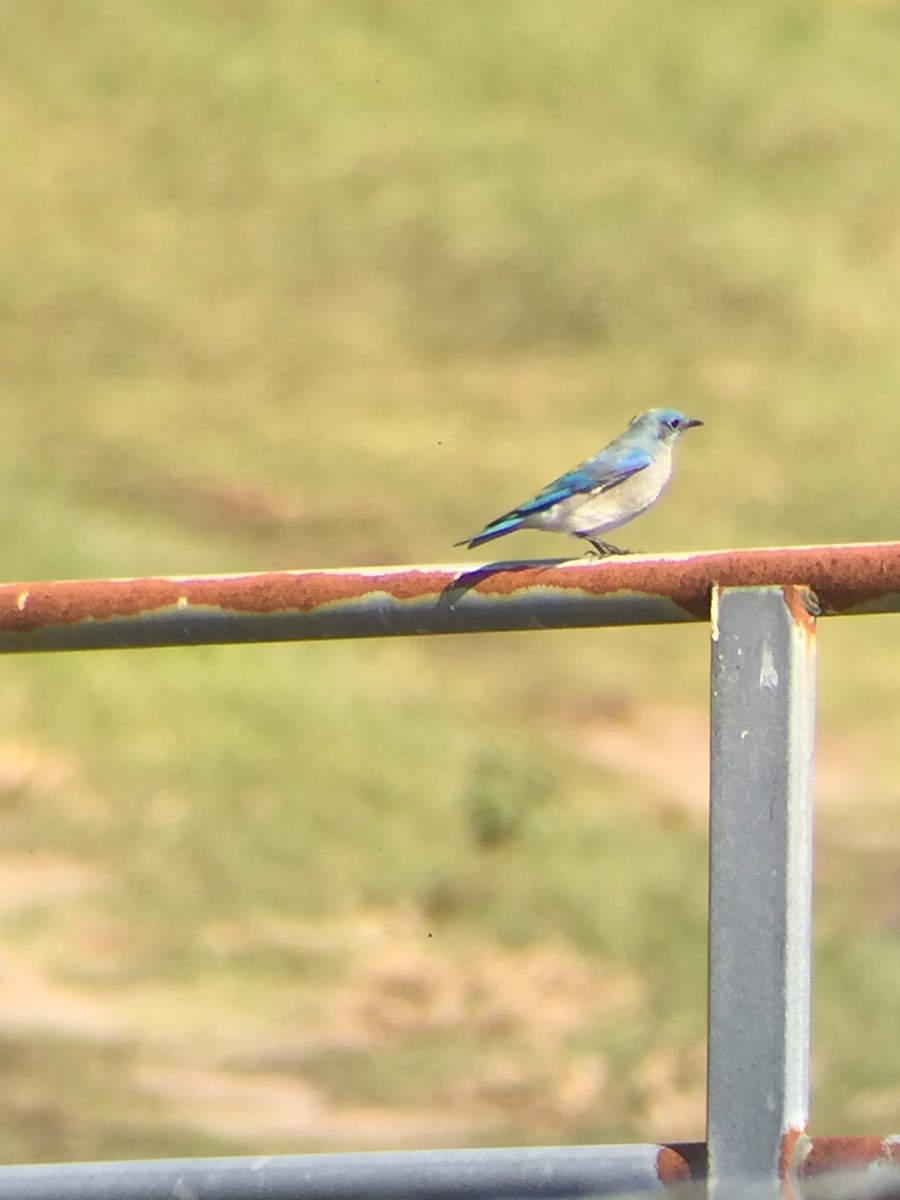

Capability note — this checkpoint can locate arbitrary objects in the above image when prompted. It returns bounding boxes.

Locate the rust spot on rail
[655,1134,900,1192]
[780,1126,808,1199]
[656,1142,705,1184]
[782,586,819,635]
[802,1135,900,1177]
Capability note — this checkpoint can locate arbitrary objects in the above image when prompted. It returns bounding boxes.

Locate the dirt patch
[578,699,894,827]
[580,701,709,820]
[0,943,123,1040]
[136,1063,472,1146]
[635,1042,706,1141]
[0,852,104,914]
[131,909,645,1146]
[328,909,641,1046]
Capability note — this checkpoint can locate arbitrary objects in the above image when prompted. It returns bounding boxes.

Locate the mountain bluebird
[457,407,703,556]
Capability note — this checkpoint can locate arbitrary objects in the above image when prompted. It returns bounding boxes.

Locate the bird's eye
[667,416,681,430]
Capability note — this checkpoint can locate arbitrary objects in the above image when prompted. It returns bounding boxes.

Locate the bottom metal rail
[0,1138,899,1200]
[0,1143,699,1200]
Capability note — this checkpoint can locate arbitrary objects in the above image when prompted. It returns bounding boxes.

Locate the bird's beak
[685,418,704,429]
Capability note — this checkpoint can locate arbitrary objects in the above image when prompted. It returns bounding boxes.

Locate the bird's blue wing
[457,445,653,548]
[513,445,652,517]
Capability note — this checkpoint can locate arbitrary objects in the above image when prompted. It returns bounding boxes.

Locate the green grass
[0,0,899,1160]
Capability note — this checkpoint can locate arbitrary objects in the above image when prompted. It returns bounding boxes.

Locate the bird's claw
[583,539,630,558]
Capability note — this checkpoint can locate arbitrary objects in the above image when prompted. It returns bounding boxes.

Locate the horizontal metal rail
[0,1137,898,1199]
[0,1144,702,1199]
[0,542,898,652]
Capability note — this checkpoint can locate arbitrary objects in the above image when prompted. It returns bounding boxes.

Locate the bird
[456,407,703,556]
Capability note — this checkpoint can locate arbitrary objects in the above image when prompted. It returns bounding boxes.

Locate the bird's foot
[583,538,630,558]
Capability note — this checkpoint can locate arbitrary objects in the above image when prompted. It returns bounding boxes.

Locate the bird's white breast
[526,446,674,536]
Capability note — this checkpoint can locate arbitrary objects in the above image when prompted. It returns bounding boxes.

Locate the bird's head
[630,407,704,444]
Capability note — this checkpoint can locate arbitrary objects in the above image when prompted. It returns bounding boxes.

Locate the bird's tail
[454,515,525,549]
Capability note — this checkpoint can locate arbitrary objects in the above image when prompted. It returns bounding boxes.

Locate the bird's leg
[582,536,630,558]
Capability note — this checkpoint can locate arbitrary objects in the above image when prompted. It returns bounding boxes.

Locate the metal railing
[1,544,900,1199]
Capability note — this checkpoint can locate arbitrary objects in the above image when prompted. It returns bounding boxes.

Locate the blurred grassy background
[1,0,900,1162]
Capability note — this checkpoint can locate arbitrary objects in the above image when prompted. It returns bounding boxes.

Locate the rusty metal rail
[0,542,899,652]
[1,544,900,1199]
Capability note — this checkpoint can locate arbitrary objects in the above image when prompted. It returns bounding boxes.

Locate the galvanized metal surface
[707,587,817,1199]
[3,1139,900,1199]
[0,541,897,652]
[0,1143,702,1199]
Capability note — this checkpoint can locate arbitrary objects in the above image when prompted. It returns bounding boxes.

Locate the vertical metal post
[707,586,817,1199]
